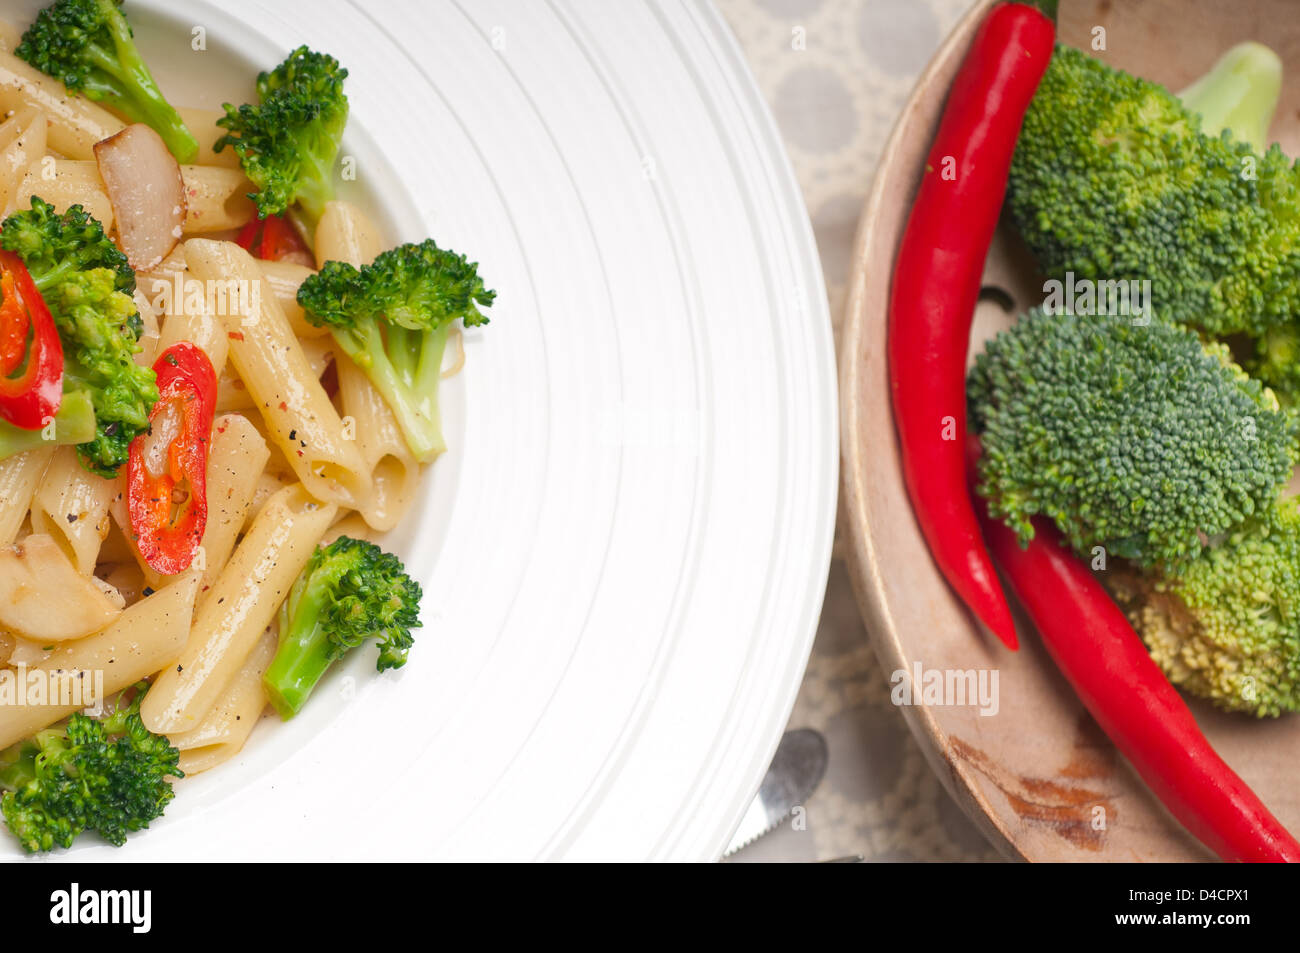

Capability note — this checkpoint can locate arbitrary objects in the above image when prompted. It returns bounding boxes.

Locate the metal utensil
[723,728,828,857]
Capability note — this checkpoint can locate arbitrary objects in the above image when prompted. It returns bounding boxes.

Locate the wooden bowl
[840,0,1300,861]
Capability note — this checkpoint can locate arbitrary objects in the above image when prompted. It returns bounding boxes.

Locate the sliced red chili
[236,213,311,263]
[128,342,217,575]
[0,250,63,431]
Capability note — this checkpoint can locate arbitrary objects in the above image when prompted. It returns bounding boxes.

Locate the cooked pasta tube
[0,447,53,546]
[184,238,370,509]
[0,104,45,214]
[0,574,199,750]
[169,627,276,775]
[28,446,116,574]
[181,165,255,233]
[335,354,420,532]
[195,414,270,607]
[0,49,124,158]
[313,199,382,269]
[15,157,113,228]
[140,484,337,733]
[259,260,325,338]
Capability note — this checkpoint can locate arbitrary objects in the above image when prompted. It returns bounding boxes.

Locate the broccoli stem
[336,321,448,462]
[0,743,37,792]
[0,388,96,460]
[1178,41,1282,153]
[82,37,198,162]
[263,570,343,719]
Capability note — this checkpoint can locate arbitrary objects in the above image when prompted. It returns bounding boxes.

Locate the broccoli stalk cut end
[1177,41,1282,154]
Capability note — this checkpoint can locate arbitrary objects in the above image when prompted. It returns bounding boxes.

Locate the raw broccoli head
[298,239,494,461]
[264,536,423,718]
[214,45,349,224]
[1109,500,1300,717]
[15,0,198,161]
[44,268,158,478]
[0,683,182,852]
[0,197,135,296]
[968,310,1296,569]
[1006,44,1300,342]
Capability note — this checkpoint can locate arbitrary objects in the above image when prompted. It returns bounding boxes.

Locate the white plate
[8,0,836,861]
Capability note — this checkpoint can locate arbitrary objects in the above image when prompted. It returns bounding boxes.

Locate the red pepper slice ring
[128,342,217,575]
[0,249,63,431]
[235,213,312,263]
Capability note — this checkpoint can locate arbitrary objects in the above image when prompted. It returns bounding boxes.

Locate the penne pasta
[259,259,326,338]
[0,49,124,159]
[0,574,199,750]
[335,353,420,532]
[140,484,337,733]
[313,199,382,269]
[16,156,113,228]
[195,414,270,607]
[28,446,116,575]
[184,238,371,509]
[181,164,256,233]
[0,104,45,214]
[0,447,53,546]
[169,626,276,775]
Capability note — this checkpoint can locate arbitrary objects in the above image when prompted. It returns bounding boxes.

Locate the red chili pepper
[967,436,1300,862]
[128,342,217,575]
[888,2,1055,650]
[235,213,310,262]
[0,250,63,431]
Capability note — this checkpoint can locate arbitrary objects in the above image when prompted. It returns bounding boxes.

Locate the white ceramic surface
[3,0,837,861]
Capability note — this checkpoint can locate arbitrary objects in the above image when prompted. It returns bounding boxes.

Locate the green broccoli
[214,46,349,228]
[0,683,183,852]
[1,197,135,297]
[263,536,422,719]
[968,310,1295,568]
[15,0,198,162]
[1006,44,1300,344]
[297,239,493,462]
[1108,500,1300,717]
[0,389,96,458]
[0,198,157,477]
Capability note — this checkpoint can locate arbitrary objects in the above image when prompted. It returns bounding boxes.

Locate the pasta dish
[0,0,491,852]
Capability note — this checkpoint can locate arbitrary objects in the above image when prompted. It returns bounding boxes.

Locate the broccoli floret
[1,197,134,296]
[0,683,182,852]
[263,536,422,719]
[1108,500,1300,717]
[46,269,158,477]
[1007,44,1300,344]
[297,239,493,461]
[214,46,348,227]
[968,310,1295,568]
[15,0,198,161]
[1,198,156,477]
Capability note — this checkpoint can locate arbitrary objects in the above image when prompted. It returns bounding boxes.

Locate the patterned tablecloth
[715,0,1001,862]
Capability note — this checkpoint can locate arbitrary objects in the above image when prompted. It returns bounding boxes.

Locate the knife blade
[723,727,828,857]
